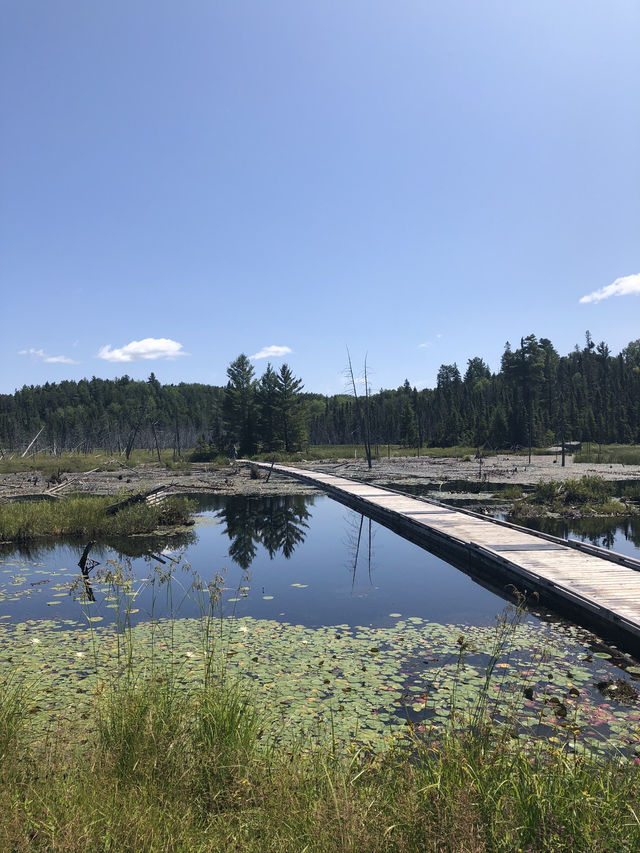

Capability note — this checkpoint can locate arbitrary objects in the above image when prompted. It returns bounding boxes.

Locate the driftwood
[105,486,173,516]
[21,427,45,458]
[78,541,98,602]
[45,467,102,496]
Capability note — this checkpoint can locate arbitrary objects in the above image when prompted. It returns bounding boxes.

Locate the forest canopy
[1,334,639,457]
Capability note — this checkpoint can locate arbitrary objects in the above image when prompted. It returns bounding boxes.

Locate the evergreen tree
[275,364,307,452]
[257,364,280,451]
[224,354,257,455]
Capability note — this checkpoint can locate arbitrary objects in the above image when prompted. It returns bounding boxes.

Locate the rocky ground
[1,453,638,503]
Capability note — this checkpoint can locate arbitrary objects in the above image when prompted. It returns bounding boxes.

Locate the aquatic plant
[0,495,193,542]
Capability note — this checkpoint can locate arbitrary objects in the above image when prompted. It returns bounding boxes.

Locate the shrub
[533,480,560,504]
[562,476,612,505]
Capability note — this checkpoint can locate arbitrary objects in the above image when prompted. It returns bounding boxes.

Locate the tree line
[1,334,639,458]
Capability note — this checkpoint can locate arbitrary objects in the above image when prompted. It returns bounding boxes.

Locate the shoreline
[1,453,639,503]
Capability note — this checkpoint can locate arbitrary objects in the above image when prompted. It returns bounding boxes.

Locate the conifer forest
[1,334,639,458]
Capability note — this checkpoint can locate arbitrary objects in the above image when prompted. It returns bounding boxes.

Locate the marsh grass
[300,444,480,461]
[0,448,190,476]
[2,566,640,851]
[510,475,637,519]
[0,495,193,541]
[1,681,640,851]
[575,444,640,466]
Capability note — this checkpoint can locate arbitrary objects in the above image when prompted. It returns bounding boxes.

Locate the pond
[2,493,640,755]
[0,493,551,629]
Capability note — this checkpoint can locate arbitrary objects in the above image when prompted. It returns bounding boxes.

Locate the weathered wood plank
[249,462,640,653]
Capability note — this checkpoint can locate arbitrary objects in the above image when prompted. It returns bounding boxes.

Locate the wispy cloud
[97,338,188,363]
[579,273,640,304]
[249,345,292,360]
[18,348,78,364]
[418,333,443,349]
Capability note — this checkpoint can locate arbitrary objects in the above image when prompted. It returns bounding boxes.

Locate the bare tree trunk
[151,421,162,463]
[21,427,45,458]
[346,349,372,469]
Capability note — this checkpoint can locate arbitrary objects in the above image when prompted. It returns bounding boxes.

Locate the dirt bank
[1,453,638,504]
[305,453,640,489]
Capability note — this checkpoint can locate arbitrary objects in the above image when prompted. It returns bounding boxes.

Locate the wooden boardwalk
[252,463,640,653]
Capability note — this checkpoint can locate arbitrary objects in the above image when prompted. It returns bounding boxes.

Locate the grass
[574,444,640,466]
[0,495,193,541]
[298,444,482,461]
[2,666,640,851]
[0,448,189,477]
[2,562,640,851]
[509,475,638,519]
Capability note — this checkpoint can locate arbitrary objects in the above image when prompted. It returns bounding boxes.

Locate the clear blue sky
[2,1,638,396]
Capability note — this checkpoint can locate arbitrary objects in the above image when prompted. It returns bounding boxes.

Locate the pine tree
[224,354,257,455]
[275,364,307,452]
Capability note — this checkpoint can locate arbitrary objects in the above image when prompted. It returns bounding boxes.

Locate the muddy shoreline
[1,453,638,504]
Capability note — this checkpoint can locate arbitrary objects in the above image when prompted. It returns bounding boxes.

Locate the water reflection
[0,529,197,562]
[517,515,640,554]
[345,513,375,589]
[215,495,312,569]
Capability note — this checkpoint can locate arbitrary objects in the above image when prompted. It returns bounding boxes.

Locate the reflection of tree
[216,495,312,569]
[624,518,640,549]
[344,511,375,589]
[525,516,639,553]
[0,530,196,562]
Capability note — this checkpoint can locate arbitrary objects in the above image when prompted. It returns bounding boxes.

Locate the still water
[2,494,640,633]
[1,494,515,628]
[4,493,640,754]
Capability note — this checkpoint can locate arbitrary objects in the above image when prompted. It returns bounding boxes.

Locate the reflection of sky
[2,496,640,632]
[0,496,508,629]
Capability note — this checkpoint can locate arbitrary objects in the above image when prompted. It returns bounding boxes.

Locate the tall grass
[0,448,189,476]
[2,565,640,850]
[0,495,193,541]
[575,444,640,465]
[1,673,639,850]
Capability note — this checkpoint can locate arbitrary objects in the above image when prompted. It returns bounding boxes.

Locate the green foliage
[224,353,258,455]
[533,479,561,503]
[97,680,189,783]
[575,444,640,465]
[511,476,631,519]
[2,327,640,467]
[2,599,640,851]
[0,495,193,541]
[0,674,24,772]
[192,683,262,812]
[3,331,640,456]
[562,475,613,504]
[499,485,524,500]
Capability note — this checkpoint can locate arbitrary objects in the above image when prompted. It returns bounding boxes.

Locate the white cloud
[97,338,188,363]
[579,273,640,304]
[418,334,442,349]
[249,345,292,360]
[45,354,77,364]
[18,348,78,364]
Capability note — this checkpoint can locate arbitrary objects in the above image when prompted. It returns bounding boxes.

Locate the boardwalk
[252,463,640,654]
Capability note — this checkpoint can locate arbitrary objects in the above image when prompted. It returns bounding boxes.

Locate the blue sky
[2,1,638,396]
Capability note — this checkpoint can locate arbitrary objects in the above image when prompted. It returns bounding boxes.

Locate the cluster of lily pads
[2,601,640,757]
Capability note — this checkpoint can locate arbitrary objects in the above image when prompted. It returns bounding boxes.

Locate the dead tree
[346,349,373,469]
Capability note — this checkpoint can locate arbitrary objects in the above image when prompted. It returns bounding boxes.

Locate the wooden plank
[249,462,640,652]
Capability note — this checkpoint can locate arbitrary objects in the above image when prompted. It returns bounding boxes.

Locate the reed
[2,563,640,851]
[0,495,193,541]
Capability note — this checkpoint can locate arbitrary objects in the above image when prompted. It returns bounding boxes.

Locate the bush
[562,476,612,505]
[533,480,560,504]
